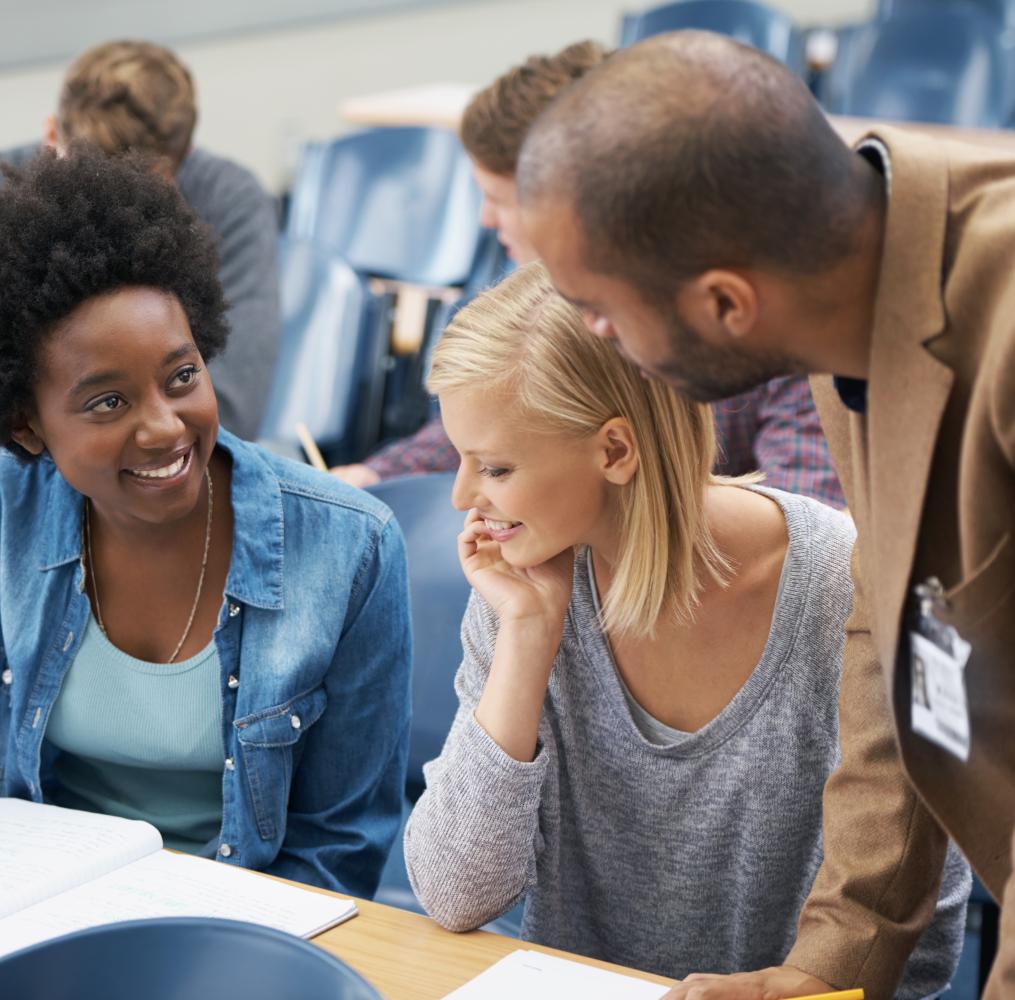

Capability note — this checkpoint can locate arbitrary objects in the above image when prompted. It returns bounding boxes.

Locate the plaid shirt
[711,375,845,508]
[365,375,845,509]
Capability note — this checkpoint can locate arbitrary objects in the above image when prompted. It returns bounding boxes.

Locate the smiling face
[522,199,790,400]
[441,386,617,569]
[472,161,539,264]
[17,286,218,527]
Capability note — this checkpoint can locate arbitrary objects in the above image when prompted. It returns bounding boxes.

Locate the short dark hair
[460,40,611,176]
[518,32,865,303]
[0,144,229,458]
[58,40,197,172]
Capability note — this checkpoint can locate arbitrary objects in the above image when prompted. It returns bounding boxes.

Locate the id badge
[909,577,972,762]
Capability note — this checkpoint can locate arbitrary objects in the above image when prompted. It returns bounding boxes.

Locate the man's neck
[781,158,887,380]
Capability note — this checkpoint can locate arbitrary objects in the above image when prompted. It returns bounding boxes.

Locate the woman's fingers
[458,510,501,576]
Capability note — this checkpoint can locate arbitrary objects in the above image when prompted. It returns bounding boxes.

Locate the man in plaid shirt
[331,40,844,510]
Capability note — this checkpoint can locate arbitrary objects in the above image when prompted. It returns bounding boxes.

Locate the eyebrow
[458,448,507,459]
[69,344,199,397]
[559,291,594,312]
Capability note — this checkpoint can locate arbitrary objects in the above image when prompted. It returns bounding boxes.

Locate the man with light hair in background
[1,39,280,441]
[517,29,1014,999]
[334,40,844,514]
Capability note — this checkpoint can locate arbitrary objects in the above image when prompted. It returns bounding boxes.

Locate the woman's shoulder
[225,433,395,531]
[750,486,857,640]
[0,450,69,511]
[749,485,856,561]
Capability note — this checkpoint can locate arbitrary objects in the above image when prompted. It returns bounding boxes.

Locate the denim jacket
[0,428,411,897]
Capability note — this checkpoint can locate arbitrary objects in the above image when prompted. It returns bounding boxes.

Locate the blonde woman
[403,264,968,992]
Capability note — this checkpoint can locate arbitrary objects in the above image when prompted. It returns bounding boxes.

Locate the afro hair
[0,143,229,457]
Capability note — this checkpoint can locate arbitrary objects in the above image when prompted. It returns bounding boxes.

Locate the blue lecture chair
[282,128,500,458]
[259,238,390,463]
[366,472,468,798]
[820,4,1009,126]
[877,0,1015,29]
[619,0,806,74]
[365,473,524,936]
[380,240,513,449]
[0,918,382,1000]
[366,472,460,915]
[286,127,484,288]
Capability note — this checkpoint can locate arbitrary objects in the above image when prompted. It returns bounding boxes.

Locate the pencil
[792,991,863,1000]
[295,422,328,472]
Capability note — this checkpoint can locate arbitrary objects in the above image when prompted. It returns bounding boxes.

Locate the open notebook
[0,798,357,958]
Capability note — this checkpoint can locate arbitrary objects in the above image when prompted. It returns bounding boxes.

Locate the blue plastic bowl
[0,917,384,1000]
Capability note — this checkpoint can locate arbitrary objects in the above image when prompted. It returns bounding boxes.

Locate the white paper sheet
[444,949,670,1000]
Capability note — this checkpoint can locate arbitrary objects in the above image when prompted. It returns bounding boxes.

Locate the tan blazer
[800,127,1015,996]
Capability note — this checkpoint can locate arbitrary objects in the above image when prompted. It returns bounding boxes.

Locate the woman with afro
[0,146,411,895]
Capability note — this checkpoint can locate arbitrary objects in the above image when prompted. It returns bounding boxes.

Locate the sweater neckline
[567,486,813,759]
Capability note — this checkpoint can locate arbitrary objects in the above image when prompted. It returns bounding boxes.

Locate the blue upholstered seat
[286,127,484,288]
[821,4,1010,126]
[619,0,806,73]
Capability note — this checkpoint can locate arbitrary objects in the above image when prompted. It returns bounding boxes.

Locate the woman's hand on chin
[458,508,574,631]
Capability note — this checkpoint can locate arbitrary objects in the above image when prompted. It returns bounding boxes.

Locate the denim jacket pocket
[234,684,328,840]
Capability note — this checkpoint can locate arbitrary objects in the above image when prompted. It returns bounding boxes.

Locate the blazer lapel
[862,128,955,674]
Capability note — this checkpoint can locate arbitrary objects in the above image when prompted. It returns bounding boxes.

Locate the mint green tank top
[46,615,225,853]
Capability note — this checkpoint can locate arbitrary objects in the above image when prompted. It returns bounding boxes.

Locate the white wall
[0,0,872,193]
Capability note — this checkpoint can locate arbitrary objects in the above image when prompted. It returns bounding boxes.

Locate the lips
[482,516,523,542]
[124,445,193,482]
[484,517,519,531]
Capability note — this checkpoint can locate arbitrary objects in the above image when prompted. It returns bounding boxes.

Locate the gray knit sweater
[404,488,969,994]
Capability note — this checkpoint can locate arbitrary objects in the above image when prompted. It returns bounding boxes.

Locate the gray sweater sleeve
[404,592,550,931]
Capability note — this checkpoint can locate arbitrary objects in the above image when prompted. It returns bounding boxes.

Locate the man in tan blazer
[516,29,1015,1000]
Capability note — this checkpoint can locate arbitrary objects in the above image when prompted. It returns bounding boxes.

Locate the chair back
[0,917,382,999]
[877,0,1015,28]
[827,5,1009,125]
[287,127,483,287]
[367,473,468,799]
[620,0,806,72]
[259,239,388,462]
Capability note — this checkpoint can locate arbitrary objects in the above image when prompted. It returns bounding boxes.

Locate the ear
[42,115,60,150]
[149,156,177,183]
[10,415,46,457]
[596,417,638,486]
[678,269,759,341]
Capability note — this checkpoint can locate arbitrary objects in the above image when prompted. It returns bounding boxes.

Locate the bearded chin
[658,313,800,401]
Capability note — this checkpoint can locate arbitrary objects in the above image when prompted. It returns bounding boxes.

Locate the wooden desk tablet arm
[786,544,947,994]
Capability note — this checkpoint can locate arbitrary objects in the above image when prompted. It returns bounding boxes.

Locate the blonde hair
[460,40,610,176]
[428,262,730,638]
[58,40,197,172]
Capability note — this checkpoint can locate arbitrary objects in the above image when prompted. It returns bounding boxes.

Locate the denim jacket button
[228,603,241,618]
[227,674,239,690]
[219,843,233,858]
[224,756,235,771]
[1,668,11,685]
[62,631,74,652]
[290,714,301,730]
